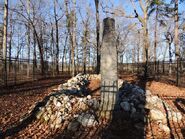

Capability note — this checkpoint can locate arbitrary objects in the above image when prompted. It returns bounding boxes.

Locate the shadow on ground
[1,74,184,139]
[55,75,149,139]
[1,92,61,138]
[174,98,185,138]
[0,76,70,96]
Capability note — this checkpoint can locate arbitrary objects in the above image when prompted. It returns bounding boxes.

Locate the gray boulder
[67,120,80,131]
[77,113,98,127]
[120,101,130,112]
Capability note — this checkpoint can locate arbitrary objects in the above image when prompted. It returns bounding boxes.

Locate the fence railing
[118,59,185,87]
[0,57,96,87]
[0,58,185,87]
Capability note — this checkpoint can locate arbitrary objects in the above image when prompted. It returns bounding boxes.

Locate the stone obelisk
[100,17,118,119]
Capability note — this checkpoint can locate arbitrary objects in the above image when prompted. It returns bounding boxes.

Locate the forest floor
[0,74,185,139]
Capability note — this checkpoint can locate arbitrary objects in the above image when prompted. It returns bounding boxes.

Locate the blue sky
[1,0,184,61]
[5,0,185,17]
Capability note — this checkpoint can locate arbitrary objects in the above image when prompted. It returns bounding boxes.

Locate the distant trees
[0,0,184,83]
[127,0,163,76]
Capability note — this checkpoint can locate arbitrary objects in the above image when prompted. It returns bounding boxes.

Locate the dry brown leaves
[0,75,185,139]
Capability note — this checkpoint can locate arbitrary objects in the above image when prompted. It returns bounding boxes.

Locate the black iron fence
[0,57,185,87]
[118,59,185,87]
[0,57,95,87]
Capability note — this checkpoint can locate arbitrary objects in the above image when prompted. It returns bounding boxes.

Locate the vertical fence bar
[3,59,7,86]
[176,58,179,86]
[179,58,182,86]
[14,60,16,85]
[157,60,159,80]
[163,60,165,74]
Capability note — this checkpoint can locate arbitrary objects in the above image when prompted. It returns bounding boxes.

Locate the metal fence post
[163,60,165,74]
[176,58,179,86]
[156,60,159,80]
[3,59,7,86]
[179,58,182,86]
[14,60,16,85]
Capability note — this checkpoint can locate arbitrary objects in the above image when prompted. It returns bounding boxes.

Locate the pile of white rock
[57,73,90,96]
[35,74,99,130]
[119,81,183,133]
[34,74,183,133]
[145,91,182,133]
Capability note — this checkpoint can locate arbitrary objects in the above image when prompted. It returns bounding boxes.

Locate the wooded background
[0,0,185,86]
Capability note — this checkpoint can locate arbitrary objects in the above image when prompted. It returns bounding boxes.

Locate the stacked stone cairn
[35,73,99,130]
[34,74,182,133]
[118,81,183,133]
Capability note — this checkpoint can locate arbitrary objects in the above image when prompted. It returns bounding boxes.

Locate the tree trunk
[71,40,75,77]
[54,0,59,74]
[2,0,8,86]
[174,0,180,85]
[83,38,87,74]
[76,42,79,74]
[33,32,37,75]
[50,25,55,76]
[137,31,140,73]
[154,6,158,73]
[26,0,31,78]
[62,33,68,72]
[95,0,100,74]
[26,25,30,78]
[143,11,149,78]
[68,49,71,74]
[174,0,179,60]
[169,41,172,75]
[8,11,13,73]
[33,28,45,75]
[71,0,76,77]
[64,0,74,75]
[88,47,91,72]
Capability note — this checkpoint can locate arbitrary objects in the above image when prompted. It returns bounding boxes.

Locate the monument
[100,17,118,118]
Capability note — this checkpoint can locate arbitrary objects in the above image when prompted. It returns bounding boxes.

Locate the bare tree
[154,6,158,72]
[64,0,76,76]
[2,0,8,85]
[94,0,100,74]
[174,0,179,60]
[54,0,60,74]
[26,0,30,78]
[8,10,13,72]
[81,13,90,74]
[71,0,77,76]
[165,30,174,75]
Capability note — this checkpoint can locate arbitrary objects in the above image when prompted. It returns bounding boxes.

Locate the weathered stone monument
[100,17,118,118]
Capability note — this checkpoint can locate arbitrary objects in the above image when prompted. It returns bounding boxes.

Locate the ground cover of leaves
[0,74,184,139]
